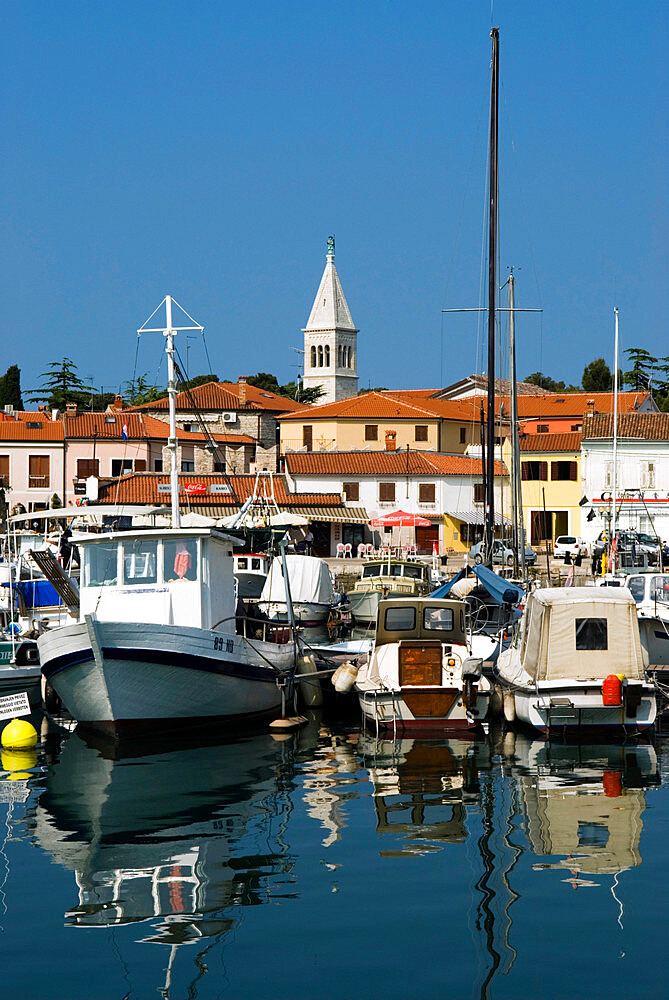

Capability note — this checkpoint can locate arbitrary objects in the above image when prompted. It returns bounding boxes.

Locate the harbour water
[2,709,668,999]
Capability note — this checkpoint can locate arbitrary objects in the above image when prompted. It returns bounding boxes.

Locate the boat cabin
[375,597,467,648]
[360,560,430,584]
[74,527,236,631]
[518,587,645,682]
[626,573,669,608]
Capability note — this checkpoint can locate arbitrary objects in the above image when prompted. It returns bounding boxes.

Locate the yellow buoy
[2,748,37,775]
[1,718,38,750]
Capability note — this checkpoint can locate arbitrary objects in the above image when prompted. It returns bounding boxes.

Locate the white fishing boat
[258,554,336,626]
[494,587,657,736]
[233,551,272,598]
[346,558,432,625]
[354,596,492,733]
[625,572,669,677]
[37,296,298,737]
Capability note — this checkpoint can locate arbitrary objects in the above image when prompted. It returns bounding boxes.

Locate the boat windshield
[423,607,454,631]
[86,542,118,587]
[123,540,158,585]
[164,539,198,582]
[627,576,646,603]
[402,564,425,580]
[362,564,388,578]
[650,576,669,605]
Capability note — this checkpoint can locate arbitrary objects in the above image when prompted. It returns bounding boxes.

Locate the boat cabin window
[363,564,387,578]
[123,540,158,585]
[423,607,454,631]
[384,606,416,631]
[163,539,198,582]
[86,542,118,587]
[650,576,669,604]
[627,576,646,603]
[575,618,608,650]
[402,564,425,580]
[236,557,248,569]
[251,558,261,570]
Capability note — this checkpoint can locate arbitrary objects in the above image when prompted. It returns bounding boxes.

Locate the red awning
[370,509,432,528]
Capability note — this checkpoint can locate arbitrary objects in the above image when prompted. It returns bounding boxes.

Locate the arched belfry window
[325,345,330,367]
[311,346,316,369]
[318,345,323,367]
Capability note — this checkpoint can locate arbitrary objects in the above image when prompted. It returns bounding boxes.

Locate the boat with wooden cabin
[346,558,432,625]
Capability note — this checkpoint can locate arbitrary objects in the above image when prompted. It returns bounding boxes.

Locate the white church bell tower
[301,237,359,404]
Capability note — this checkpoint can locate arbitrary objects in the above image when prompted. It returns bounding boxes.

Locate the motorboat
[624,572,669,680]
[431,563,524,648]
[36,526,299,737]
[233,551,272,598]
[494,587,657,737]
[346,558,432,625]
[258,554,336,626]
[354,596,492,733]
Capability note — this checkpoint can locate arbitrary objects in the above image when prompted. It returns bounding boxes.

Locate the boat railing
[212,614,292,645]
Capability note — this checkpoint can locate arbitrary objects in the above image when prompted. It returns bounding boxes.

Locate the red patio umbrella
[370,510,432,528]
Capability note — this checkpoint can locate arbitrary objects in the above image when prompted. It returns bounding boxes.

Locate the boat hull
[259,601,332,627]
[38,620,294,735]
[357,685,489,734]
[509,680,657,738]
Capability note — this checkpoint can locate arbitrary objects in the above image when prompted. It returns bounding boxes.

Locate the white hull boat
[355,597,491,734]
[258,555,336,627]
[495,587,657,737]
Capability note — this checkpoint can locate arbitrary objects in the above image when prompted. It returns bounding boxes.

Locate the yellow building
[517,432,583,545]
[279,391,487,455]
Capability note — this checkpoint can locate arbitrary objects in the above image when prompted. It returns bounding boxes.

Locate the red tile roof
[513,391,652,418]
[63,412,254,444]
[96,473,343,507]
[129,381,304,414]
[519,432,582,453]
[0,419,63,441]
[285,451,507,476]
[279,391,486,423]
[582,412,669,441]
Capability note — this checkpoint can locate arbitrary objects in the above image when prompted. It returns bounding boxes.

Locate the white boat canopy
[520,587,645,682]
[260,555,335,605]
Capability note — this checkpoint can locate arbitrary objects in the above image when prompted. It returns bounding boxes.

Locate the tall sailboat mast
[611,306,619,565]
[485,27,500,567]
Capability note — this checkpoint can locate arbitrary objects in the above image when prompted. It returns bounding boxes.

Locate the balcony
[28,476,50,489]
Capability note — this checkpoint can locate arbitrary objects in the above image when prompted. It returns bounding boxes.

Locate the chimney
[66,402,77,416]
[385,430,397,452]
[110,394,124,410]
[585,399,595,418]
[238,376,247,406]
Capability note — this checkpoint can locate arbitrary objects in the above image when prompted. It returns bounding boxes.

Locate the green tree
[582,357,612,391]
[124,373,165,405]
[524,371,567,392]
[0,365,24,410]
[246,372,324,404]
[27,358,95,410]
[177,373,219,391]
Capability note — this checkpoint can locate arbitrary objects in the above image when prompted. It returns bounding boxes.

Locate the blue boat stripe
[42,645,281,684]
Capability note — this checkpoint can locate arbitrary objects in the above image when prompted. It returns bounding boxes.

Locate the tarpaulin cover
[260,555,335,605]
[2,580,60,608]
[432,565,523,605]
[520,587,645,681]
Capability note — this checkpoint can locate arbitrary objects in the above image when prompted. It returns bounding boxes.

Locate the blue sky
[1,1,666,400]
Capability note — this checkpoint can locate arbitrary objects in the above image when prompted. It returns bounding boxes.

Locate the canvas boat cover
[260,555,335,606]
[432,565,524,605]
[520,587,644,682]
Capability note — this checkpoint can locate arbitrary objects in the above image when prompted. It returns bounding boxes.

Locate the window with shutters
[28,455,50,488]
[134,459,147,472]
[551,460,577,481]
[365,425,378,441]
[0,455,8,487]
[303,425,313,450]
[343,482,359,502]
[111,458,133,477]
[415,425,428,442]
[379,482,395,503]
[419,483,435,503]
[77,458,100,479]
[473,482,485,503]
[521,461,547,481]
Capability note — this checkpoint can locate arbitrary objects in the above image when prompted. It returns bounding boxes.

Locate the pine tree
[0,365,24,410]
[27,358,94,410]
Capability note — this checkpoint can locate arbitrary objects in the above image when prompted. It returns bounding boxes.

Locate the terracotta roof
[279,391,486,423]
[62,412,254,444]
[128,381,304,414]
[581,412,669,441]
[0,420,63,441]
[519,432,582,453]
[513,391,652,419]
[96,473,343,507]
[284,451,507,477]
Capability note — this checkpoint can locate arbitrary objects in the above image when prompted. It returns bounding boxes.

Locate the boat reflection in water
[27,720,322,993]
[510,735,660,886]
[357,734,492,854]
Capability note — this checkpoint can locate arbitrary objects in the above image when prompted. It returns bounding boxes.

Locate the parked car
[615,531,658,566]
[553,535,588,560]
[469,539,537,567]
